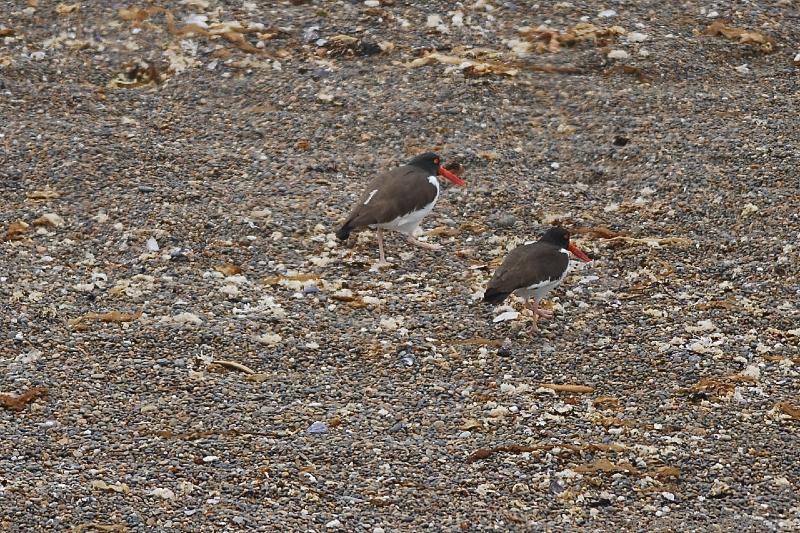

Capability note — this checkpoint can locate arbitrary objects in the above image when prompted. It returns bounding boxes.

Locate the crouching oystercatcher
[484,227,592,331]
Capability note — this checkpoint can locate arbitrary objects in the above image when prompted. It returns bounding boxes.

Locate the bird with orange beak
[335,152,466,264]
[484,227,592,331]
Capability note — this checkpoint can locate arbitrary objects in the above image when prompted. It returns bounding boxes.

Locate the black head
[541,226,593,262]
[540,226,571,248]
[408,152,443,175]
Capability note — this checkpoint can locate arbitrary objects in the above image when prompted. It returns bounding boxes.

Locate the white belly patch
[514,248,571,302]
[377,176,439,234]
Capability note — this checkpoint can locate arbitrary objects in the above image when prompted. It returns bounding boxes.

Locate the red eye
[434,158,440,165]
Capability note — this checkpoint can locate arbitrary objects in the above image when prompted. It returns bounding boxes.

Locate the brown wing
[342,165,437,229]
[486,242,569,294]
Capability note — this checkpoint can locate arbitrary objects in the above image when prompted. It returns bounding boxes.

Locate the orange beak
[438,166,466,187]
[568,243,592,262]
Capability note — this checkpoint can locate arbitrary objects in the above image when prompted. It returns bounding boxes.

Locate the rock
[303,26,321,43]
[149,487,176,500]
[398,352,415,366]
[160,312,203,326]
[626,32,649,42]
[708,480,733,498]
[33,213,65,227]
[496,215,516,228]
[426,14,443,28]
[493,310,519,323]
[308,421,328,434]
[608,50,630,60]
[541,344,556,356]
[550,479,566,494]
[388,422,406,433]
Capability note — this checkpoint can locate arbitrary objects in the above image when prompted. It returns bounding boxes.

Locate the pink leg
[534,301,554,319]
[376,228,387,264]
[524,300,540,332]
[524,299,554,331]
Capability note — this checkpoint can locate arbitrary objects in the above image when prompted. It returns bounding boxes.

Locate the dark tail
[335,223,352,241]
[483,288,510,305]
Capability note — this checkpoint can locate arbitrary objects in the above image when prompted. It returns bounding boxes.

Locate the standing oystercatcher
[483,227,592,330]
[335,152,466,264]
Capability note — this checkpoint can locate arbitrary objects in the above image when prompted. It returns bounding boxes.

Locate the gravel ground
[2,1,799,531]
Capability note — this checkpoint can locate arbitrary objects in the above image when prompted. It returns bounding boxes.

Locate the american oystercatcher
[335,152,466,264]
[483,227,592,330]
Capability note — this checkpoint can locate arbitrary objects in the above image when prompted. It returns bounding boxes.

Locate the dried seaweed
[652,466,681,479]
[118,5,269,56]
[467,442,625,463]
[704,21,775,53]
[55,3,79,15]
[776,402,800,420]
[572,226,628,239]
[322,35,383,58]
[425,223,486,238]
[208,360,256,374]
[675,375,755,401]
[426,227,460,237]
[403,51,519,77]
[575,458,640,475]
[262,273,320,285]
[519,23,626,53]
[72,524,128,533]
[90,480,130,494]
[592,396,622,411]
[539,383,594,393]
[0,387,48,412]
[214,263,242,276]
[592,416,636,428]
[26,190,61,200]
[444,161,465,176]
[695,298,738,310]
[109,60,162,88]
[69,310,142,328]
[606,235,692,247]
[604,64,653,83]
[5,221,29,241]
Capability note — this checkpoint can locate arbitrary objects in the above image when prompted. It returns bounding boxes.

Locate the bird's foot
[524,301,552,324]
[407,235,442,251]
[372,259,392,269]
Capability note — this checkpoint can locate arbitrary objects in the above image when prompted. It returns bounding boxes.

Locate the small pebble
[496,215,516,228]
[308,421,328,434]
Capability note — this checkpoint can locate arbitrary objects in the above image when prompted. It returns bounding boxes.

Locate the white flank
[515,249,571,302]
[376,176,439,234]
